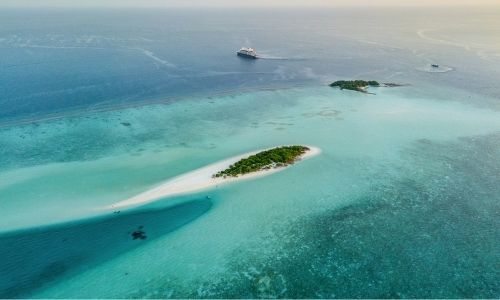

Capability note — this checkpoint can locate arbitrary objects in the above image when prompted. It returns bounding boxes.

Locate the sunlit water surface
[0,7,499,298]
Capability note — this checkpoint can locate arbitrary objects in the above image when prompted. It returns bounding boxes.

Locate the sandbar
[108,146,321,209]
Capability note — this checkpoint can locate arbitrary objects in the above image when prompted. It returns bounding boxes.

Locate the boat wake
[258,55,307,61]
[416,64,454,73]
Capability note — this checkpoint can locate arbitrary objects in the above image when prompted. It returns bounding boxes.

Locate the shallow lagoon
[2,85,500,231]
[1,6,500,298]
[1,85,499,298]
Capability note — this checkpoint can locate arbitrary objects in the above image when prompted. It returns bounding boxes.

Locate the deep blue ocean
[0,6,499,298]
[2,7,500,124]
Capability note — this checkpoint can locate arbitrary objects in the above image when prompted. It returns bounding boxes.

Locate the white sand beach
[108,146,321,210]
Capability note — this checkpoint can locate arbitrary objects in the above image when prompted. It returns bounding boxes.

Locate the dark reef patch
[131,226,147,240]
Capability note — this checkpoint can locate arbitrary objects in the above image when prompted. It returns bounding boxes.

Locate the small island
[329,80,380,93]
[214,145,309,178]
[109,145,320,209]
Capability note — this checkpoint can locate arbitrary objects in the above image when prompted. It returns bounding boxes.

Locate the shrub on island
[214,145,309,178]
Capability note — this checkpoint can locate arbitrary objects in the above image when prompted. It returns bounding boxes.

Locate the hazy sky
[2,0,499,7]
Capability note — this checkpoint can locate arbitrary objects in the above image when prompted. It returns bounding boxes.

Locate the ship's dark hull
[237,52,258,59]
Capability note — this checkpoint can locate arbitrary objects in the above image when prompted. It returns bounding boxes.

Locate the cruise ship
[237,47,258,59]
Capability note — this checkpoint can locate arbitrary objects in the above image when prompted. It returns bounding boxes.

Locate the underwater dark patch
[0,198,212,298]
[129,133,500,298]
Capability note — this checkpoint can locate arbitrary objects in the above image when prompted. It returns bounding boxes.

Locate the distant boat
[237,47,258,59]
[431,64,439,68]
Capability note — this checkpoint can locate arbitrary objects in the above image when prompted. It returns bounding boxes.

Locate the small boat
[237,47,258,59]
[431,64,439,68]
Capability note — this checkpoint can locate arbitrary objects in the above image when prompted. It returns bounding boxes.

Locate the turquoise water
[1,85,500,298]
[1,6,500,299]
[2,86,499,231]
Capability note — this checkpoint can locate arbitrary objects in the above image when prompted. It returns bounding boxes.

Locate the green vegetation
[214,145,309,178]
[329,80,380,93]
